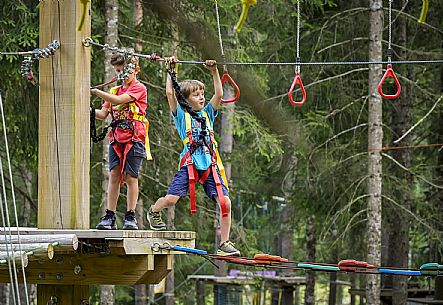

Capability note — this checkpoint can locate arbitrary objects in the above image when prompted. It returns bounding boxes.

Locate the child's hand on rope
[203,60,218,72]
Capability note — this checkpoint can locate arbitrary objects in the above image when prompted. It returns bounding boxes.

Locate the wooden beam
[38,0,90,300]
[38,0,90,230]
[37,285,88,305]
[0,234,78,251]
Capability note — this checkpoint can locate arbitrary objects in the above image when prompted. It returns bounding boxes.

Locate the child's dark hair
[179,80,205,99]
[110,52,139,67]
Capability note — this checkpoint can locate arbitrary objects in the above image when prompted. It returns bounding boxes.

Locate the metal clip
[47,296,58,305]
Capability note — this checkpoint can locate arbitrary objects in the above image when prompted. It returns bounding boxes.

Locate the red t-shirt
[103,80,147,143]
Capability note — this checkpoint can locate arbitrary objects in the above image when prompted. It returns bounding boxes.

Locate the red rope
[368,143,443,151]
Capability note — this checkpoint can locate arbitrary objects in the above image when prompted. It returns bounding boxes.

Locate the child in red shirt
[91,53,151,230]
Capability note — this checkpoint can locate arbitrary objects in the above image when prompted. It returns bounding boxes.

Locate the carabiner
[221,71,240,103]
[378,64,401,99]
[287,72,306,106]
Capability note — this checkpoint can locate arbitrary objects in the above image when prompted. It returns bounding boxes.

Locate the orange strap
[179,151,227,217]
[112,142,134,187]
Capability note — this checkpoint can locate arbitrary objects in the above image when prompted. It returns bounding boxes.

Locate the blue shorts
[109,141,146,177]
[167,166,229,200]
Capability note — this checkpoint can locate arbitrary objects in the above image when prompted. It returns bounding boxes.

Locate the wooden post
[38,0,90,230]
[38,0,90,302]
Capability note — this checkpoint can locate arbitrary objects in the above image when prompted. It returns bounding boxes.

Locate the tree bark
[366,1,383,304]
[304,216,316,305]
[390,1,412,303]
[100,0,118,303]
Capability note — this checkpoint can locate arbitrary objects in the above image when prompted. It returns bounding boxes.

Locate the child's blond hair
[179,80,205,99]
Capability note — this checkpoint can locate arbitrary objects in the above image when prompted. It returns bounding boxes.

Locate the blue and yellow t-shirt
[172,103,218,170]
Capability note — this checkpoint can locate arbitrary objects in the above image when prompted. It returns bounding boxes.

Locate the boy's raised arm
[205,60,222,110]
[165,57,178,115]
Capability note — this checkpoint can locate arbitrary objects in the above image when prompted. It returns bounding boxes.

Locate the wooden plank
[37,285,88,305]
[1,228,195,240]
[107,237,195,255]
[136,255,171,285]
[0,253,158,285]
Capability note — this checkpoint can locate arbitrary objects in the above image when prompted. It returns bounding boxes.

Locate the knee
[223,196,232,213]
[125,175,138,186]
[164,195,178,207]
[109,169,121,183]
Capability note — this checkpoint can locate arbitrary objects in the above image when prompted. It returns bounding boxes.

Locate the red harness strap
[180,131,228,217]
[112,141,134,187]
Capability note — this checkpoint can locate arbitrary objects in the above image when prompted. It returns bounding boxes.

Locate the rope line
[368,143,443,151]
[388,0,393,61]
[153,244,442,277]
[83,37,443,66]
[296,0,301,73]
[1,92,30,305]
[0,96,20,305]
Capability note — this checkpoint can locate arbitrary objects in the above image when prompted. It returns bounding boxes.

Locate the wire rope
[82,39,443,66]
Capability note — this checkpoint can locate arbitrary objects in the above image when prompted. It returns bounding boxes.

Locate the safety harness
[90,85,152,186]
[167,68,229,217]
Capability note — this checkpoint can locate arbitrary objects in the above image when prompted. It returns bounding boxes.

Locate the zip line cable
[0,93,30,305]
[1,91,30,305]
[82,37,443,66]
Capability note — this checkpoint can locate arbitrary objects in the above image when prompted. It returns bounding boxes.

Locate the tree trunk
[99,0,118,303]
[390,2,412,303]
[366,0,383,304]
[304,216,316,305]
[278,143,296,304]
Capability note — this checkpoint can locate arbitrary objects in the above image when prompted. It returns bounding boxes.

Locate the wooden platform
[0,228,195,285]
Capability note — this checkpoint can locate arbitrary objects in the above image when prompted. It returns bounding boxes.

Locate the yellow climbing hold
[234,0,257,33]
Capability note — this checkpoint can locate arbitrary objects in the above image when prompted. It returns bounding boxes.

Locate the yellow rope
[234,0,257,32]
[418,0,429,24]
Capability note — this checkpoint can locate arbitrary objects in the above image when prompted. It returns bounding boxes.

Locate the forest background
[0,0,442,304]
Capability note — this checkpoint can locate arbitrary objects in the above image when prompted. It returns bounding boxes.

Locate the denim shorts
[167,166,229,199]
[109,141,146,177]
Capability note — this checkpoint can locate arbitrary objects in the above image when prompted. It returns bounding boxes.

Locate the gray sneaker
[123,210,138,230]
[96,210,117,230]
[217,241,240,256]
[147,207,166,231]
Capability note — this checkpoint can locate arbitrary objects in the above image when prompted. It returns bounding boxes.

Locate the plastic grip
[378,64,401,99]
[298,263,340,271]
[172,246,207,255]
[378,269,421,276]
[221,71,240,104]
[338,259,375,271]
[254,253,289,262]
[288,72,307,106]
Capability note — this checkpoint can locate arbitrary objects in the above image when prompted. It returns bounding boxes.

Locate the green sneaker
[147,207,166,231]
[217,241,240,256]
